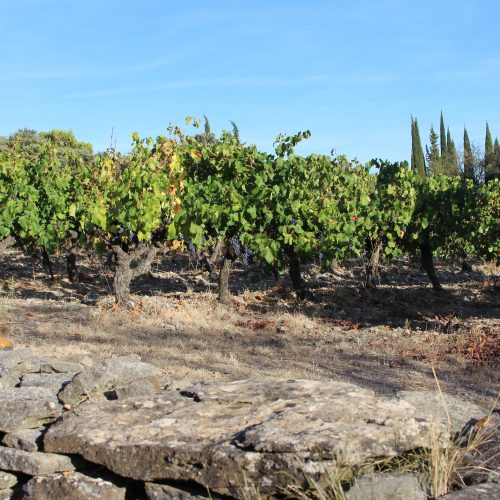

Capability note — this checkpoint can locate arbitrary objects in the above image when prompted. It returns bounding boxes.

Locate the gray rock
[57,355,155,405]
[441,482,500,498]
[346,472,427,500]
[0,367,20,388]
[0,386,62,432]
[21,372,76,394]
[397,391,485,435]
[41,360,84,373]
[74,355,94,370]
[45,378,449,497]
[2,428,45,452]
[22,472,126,500]
[0,349,41,374]
[0,489,14,500]
[145,482,212,499]
[0,447,74,476]
[0,472,17,490]
[114,377,161,400]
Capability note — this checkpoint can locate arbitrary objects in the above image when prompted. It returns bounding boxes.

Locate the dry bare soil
[1,249,498,410]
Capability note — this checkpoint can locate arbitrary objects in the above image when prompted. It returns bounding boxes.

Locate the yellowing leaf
[171,239,184,250]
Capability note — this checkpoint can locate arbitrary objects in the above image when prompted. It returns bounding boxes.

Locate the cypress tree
[446,128,453,154]
[485,123,493,157]
[446,129,459,175]
[411,118,417,170]
[195,115,217,145]
[484,122,494,181]
[230,120,241,144]
[203,114,211,135]
[440,112,447,159]
[463,127,474,180]
[487,137,500,182]
[427,126,441,174]
[411,117,426,176]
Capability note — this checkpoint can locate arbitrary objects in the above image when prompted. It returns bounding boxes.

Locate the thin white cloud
[0,56,183,81]
[65,75,327,98]
[62,74,399,100]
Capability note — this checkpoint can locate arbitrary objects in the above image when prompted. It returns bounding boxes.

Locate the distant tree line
[411,113,500,182]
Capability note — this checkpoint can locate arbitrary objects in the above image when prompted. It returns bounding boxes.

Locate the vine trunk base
[113,245,159,307]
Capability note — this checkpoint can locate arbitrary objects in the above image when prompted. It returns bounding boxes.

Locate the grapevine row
[0,122,498,306]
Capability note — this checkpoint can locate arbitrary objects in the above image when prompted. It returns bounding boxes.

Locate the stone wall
[0,347,498,499]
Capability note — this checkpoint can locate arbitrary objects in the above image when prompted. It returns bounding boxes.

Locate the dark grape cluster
[241,246,253,266]
[114,225,131,233]
[188,241,196,256]
[229,236,241,256]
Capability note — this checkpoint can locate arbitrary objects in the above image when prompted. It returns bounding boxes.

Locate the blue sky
[1,0,499,162]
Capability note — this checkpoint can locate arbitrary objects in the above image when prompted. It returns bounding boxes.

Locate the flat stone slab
[57,354,155,405]
[0,386,62,432]
[21,372,77,394]
[0,447,75,476]
[41,360,84,373]
[397,391,486,434]
[2,428,45,452]
[145,482,213,499]
[0,348,41,374]
[45,378,449,497]
[346,472,427,499]
[22,472,126,500]
[114,377,161,400]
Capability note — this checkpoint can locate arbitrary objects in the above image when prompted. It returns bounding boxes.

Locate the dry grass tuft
[424,414,499,497]
[282,463,352,500]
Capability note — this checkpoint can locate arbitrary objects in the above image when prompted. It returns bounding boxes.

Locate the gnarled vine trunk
[0,235,15,255]
[364,237,383,290]
[218,250,233,304]
[112,245,159,307]
[419,241,442,290]
[204,239,223,280]
[41,247,54,280]
[284,246,308,300]
[66,230,79,283]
